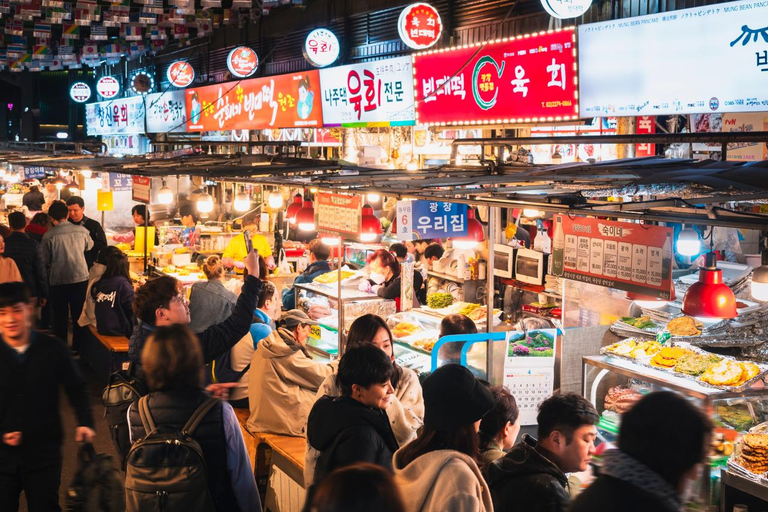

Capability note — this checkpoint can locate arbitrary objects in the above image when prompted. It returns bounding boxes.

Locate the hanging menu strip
[551,215,674,299]
[315,192,362,236]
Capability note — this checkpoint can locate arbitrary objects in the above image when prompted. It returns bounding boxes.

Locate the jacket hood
[258,328,302,359]
[306,260,331,275]
[88,262,106,280]
[486,436,568,488]
[308,395,398,452]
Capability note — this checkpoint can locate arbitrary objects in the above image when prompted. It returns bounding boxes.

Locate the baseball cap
[422,364,495,432]
[282,309,318,330]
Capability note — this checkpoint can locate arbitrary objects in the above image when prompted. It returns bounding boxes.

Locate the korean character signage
[396,200,468,240]
[635,116,655,157]
[550,215,674,299]
[579,0,768,117]
[226,46,259,78]
[315,192,362,236]
[85,96,145,136]
[398,3,443,50]
[109,172,133,191]
[132,175,151,203]
[413,29,578,126]
[320,57,415,127]
[185,70,323,131]
[21,166,48,179]
[103,135,150,156]
[146,91,188,133]
[304,28,340,68]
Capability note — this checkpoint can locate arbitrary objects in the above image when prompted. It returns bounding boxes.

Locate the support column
[616,117,637,159]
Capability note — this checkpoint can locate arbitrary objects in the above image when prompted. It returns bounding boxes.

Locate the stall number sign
[304,28,340,68]
[398,3,443,50]
[132,175,151,203]
[320,56,415,127]
[70,82,91,103]
[396,200,468,240]
[315,192,362,236]
[550,215,674,299]
[96,76,120,99]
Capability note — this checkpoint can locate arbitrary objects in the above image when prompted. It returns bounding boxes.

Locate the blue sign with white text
[396,200,468,240]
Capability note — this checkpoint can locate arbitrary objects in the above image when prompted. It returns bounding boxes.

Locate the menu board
[184,70,323,132]
[413,29,578,126]
[132,175,151,203]
[550,215,674,299]
[315,192,362,236]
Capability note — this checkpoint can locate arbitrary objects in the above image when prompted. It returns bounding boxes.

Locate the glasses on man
[168,295,189,307]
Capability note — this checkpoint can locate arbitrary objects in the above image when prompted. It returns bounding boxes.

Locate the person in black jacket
[22,184,44,211]
[67,196,107,268]
[486,393,599,512]
[569,392,711,512]
[91,248,135,338]
[359,249,423,311]
[282,239,332,309]
[0,282,95,512]
[3,212,48,306]
[307,344,399,489]
[129,248,262,377]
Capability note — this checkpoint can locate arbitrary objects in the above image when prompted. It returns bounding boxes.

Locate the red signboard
[413,28,578,126]
[635,115,656,157]
[398,3,442,50]
[315,192,362,236]
[185,71,323,132]
[132,175,151,203]
[167,60,195,88]
[227,46,259,78]
[551,215,674,299]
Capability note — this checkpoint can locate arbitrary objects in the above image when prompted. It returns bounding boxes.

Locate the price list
[315,192,362,236]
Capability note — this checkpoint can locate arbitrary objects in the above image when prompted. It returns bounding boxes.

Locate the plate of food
[391,321,423,339]
[399,330,441,354]
[601,339,662,361]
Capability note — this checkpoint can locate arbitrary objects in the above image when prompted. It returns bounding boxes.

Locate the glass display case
[344,242,386,268]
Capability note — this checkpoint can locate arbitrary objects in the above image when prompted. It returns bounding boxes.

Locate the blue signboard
[109,173,132,191]
[21,166,48,179]
[396,200,468,240]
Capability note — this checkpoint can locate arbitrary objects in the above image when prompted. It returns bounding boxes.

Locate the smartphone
[243,229,253,254]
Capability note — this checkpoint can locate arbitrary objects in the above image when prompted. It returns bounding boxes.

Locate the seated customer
[188,256,237,333]
[570,392,712,512]
[91,248,135,338]
[127,324,260,512]
[283,239,331,309]
[479,386,520,466]
[437,313,478,367]
[78,246,115,329]
[486,392,599,512]
[359,249,423,311]
[307,345,399,487]
[247,309,336,437]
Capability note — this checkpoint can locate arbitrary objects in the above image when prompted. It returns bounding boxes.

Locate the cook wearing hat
[281,309,318,331]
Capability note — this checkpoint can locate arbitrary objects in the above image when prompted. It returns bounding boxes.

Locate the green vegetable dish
[427,292,454,309]
[620,316,657,330]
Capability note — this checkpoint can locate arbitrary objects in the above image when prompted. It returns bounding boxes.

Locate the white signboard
[542,0,592,19]
[85,96,145,136]
[320,56,415,127]
[304,28,340,67]
[579,0,768,117]
[96,76,120,99]
[70,82,91,103]
[103,134,151,155]
[145,91,188,133]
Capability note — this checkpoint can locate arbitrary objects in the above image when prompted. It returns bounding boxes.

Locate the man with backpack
[0,282,95,512]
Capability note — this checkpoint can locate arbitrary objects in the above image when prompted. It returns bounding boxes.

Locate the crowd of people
[0,195,714,512]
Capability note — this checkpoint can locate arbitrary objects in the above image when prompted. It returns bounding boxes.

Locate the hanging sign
[320,56,415,127]
[315,192,362,236]
[396,200,468,240]
[542,0,592,19]
[21,166,48,179]
[413,28,578,126]
[227,46,259,78]
[635,115,656,157]
[579,0,768,117]
[398,3,443,50]
[185,70,323,131]
[109,172,133,191]
[146,91,188,133]
[132,175,151,203]
[130,71,154,95]
[96,76,120,99]
[304,28,340,67]
[85,96,145,136]
[550,215,674,299]
[167,60,195,88]
[103,135,151,156]
[723,113,768,162]
[70,82,91,103]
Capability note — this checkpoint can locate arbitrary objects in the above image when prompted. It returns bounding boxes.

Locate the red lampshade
[453,208,485,250]
[360,204,382,242]
[296,199,315,232]
[286,193,303,225]
[682,253,737,319]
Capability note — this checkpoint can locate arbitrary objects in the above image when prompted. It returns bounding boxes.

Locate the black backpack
[125,396,218,512]
[102,365,148,468]
[65,443,125,512]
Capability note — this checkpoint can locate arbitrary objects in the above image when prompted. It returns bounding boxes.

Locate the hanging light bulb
[677,225,701,257]
[551,150,562,165]
[197,190,214,213]
[286,193,303,225]
[321,234,340,246]
[53,176,67,190]
[523,209,542,218]
[367,192,381,203]
[68,180,80,194]
[80,169,93,179]
[296,199,315,231]
[158,180,174,205]
[406,159,419,171]
[234,189,251,212]
[360,204,382,242]
[268,190,284,209]
[682,252,737,319]
[453,208,485,250]
[752,246,768,301]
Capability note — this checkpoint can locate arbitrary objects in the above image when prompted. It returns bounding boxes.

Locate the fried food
[620,316,657,330]
[605,339,637,356]
[604,386,643,414]
[675,353,722,376]
[629,340,662,359]
[741,362,761,382]
[413,337,437,353]
[650,346,694,369]
[313,270,356,284]
[739,434,768,474]
[458,303,482,316]
[701,360,745,387]
[667,316,703,336]
[392,322,421,338]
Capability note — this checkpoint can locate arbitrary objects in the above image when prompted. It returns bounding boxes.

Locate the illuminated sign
[85,97,145,136]
[227,46,259,78]
[96,76,120,99]
[130,71,154,95]
[304,28,340,67]
[166,60,195,88]
[145,91,188,133]
[70,82,91,103]
[398,3,443,50]
[541,0,592,19]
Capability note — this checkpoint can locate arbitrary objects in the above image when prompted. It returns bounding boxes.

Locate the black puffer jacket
[568,475,680,512]
[307,395,399,484]
[486,435,571,512]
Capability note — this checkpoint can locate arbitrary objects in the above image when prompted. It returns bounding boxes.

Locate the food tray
[600,338,656,364]
[727,458,766,481]
[396,330,440,355]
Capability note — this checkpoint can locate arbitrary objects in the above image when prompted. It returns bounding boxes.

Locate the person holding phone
[223,213,274,271]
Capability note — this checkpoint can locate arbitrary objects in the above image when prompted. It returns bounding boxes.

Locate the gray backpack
[125,396,219,512]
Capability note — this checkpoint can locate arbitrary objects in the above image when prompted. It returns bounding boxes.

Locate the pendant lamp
[677,225,701,257]
[321,234,340,246]
[268,190,284,209]
[360,204,382,242]
[234,189,251,212]
[453,208,485,250]
[286,193,303,225]
[296,199,315,232]
[626,289,676,309]
[752,249,768,302]
[157,180,173,205]
[681,252,737,319]
[197,189,214,213]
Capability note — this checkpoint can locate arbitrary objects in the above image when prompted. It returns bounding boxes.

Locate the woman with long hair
[304,314,424,486]
[91,248,134,338]
[188,255,237,333]
[393,364,494,512]
[478,386,520,466]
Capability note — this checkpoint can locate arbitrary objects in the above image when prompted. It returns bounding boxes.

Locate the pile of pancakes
[667,316,703,336]
[739,434,768,474]
[701,360,761,387]
[650,346,695,369]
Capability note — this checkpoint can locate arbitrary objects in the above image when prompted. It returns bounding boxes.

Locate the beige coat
[393,447,494,512]
[304,366,424,485]
[246,328,336,437]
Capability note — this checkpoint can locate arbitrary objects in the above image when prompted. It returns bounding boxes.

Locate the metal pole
[338,236,344,356]
[486,206,497,384]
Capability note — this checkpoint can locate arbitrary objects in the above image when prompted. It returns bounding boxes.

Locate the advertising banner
[396,200,468,240]
[184,70,323,132]
[550,215,674,299]
[86,96,145,136]
[21,166,49,179]
[146,91,188,133]
[320,56,415,127]
[579,0,768,117]
[103,135,151,155]
[722,113,768,162]
[413,29,578,126]
[315,192,362,236]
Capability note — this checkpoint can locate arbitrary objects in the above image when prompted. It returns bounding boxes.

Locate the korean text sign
[413,29,578,126]
[396,200,468,240]
[550,215,674,299]
[184,71,323,132]
[146,91,188,133]
[85,96,145,136]
[320,56,415,127]
[315,192,362,236]
[132,176,151,203]
[579,0,768,117]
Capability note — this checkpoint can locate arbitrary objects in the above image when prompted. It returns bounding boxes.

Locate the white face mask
[369,271,386,284]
